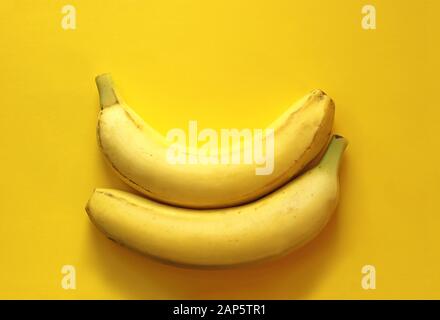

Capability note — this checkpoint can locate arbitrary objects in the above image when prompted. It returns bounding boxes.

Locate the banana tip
[333,134,349,148]
[95,73,112,83]
[311,89,327,97]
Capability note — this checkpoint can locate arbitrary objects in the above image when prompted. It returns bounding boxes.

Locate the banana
[86,135,347,268]
[95,74,335,208]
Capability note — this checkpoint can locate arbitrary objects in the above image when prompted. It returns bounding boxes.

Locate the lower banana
[86,135,347,268]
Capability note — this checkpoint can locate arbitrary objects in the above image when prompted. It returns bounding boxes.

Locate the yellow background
[0,0,439,299]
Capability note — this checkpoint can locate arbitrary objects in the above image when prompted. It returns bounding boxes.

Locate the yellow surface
[0,0,439,299]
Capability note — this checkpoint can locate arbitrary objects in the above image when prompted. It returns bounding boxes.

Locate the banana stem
[318,135,348,173]
[95,73,124,108]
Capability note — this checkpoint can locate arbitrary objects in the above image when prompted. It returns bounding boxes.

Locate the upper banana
[95,74,335,208]
[86,135,347,268]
